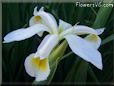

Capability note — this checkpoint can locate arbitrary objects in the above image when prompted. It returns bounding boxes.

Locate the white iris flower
[3,7,104,81]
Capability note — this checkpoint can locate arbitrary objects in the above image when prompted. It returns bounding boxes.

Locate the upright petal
[29,16,43,26]
[58,19,72,32]
[29,6,45,26]
[3,24,48,43]
[33,6,44,15]
[34,34,59,60]
[29,15,45,37]
[29,7,58,34]
[34,11,58,34]
[64,35,103,70]
[24,53,50,81]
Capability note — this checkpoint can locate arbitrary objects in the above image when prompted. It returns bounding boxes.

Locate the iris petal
[24,53,50,81]
[34,34,59,60]
[3,24,48,43]
[65,34,103,70]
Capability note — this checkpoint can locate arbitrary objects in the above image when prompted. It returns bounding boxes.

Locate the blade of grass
[64,58,81,82]
[61,51,73,60]
[101,34,114,45]
[88,66,99,83]
[92,2,113,28]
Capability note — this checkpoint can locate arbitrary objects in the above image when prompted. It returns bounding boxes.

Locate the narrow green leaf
[92,2,113,28]
[101,34,114,45]
[64,59,88,84]
[64,58,81,82]
[74,60,88,83]
[61,51,73,60]
[49,40,68,64]
[88,66,99,83]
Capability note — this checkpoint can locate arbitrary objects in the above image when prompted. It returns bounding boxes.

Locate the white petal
[96,28,105,35]
[35,11,58,34]
[59,19,72,32]
[29,16,39,26]
[85,34,101,49]
[33,6,38,16]
[24,53,50,81]
[29,7,45,26]
[37,32,44,37]
[65,35,103,70]
[73,25,97,35]
[34,34,59,59]
[35,58,50,81]
[60,25,97,37]
[30,7,58,34]
[84,28,105,49]
[24,53,36,77]
[29,16,45,37]
[3,24,48,43]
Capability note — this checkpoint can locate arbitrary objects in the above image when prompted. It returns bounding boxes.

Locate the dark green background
[2,3,114,85]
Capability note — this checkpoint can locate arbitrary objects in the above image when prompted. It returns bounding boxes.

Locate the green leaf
[61,51,73,60]
[64,58,81,82]
[88,66,99,83]
[92,2,113,28]
[64,59,88,84]
[101,34,114,45]
[49,40,68,64]
[74,60,88,83]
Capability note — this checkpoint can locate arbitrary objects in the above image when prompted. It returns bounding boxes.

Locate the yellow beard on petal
[32,57,47,72]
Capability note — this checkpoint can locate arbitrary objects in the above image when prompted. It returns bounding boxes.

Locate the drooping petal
[85,34,101,49]
[84,28,104,49]
[24,53,50,81]
[96,28,105,35]
[58,19,72,32]
[64,34,103,70]
[35,58,50,81]
[3,24,48,43]
[34,34,59,60]
[60,25,97,37]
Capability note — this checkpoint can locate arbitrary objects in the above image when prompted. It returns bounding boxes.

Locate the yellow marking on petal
[32,57,47,71]
[35,16,44,24]
[39,58,47,71]
[35,16,42,21]
[32,57,40,69]
[86,34,98,42]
